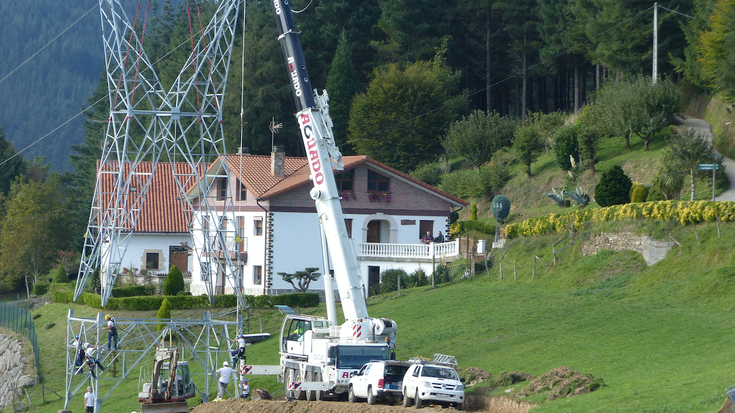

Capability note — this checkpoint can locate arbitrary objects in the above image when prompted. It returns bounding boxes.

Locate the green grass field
[19,218,735,413]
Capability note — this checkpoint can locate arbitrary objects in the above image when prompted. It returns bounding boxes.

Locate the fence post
[514,261,517,281]
[532,257,536,280]
[499,262,503,279]
[717,216,721,237]
[397,275,401,296]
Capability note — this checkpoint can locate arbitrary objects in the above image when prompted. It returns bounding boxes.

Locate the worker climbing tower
[74,0,246,308]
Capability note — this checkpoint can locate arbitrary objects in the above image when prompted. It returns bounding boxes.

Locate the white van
[348,360,411,405]
[401,362,465,410]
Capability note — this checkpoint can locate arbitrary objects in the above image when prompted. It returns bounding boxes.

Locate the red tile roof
[223,154,467,206]
[98,161,197,233]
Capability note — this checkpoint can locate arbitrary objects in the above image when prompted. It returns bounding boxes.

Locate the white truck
[401,356,465,410]
[239,0,397,401]
[348,360,411,405]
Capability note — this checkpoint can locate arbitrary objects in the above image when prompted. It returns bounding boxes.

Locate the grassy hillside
[20,218,735,413]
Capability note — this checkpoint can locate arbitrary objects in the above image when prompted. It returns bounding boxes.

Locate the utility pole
[652,2,658,84]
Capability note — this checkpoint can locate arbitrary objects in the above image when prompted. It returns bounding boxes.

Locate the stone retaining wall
[0,333,35,409]
[580,232,671,266]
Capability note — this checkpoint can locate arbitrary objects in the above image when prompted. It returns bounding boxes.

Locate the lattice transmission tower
[74,0,246,308]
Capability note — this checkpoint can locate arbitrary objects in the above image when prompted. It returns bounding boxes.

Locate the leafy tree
[696,0,735,101]
[52,265,70,284]
[349,47,467,172]
[278,267,321,293]
[553,124,580,170]
[675,0,717,89]
[0,175,68,295]
[663,127,716,200]
[594,165,632,207]
[163,265,185,296]
[88,269,101,295]
[157,298,172,331]
[513,125,544,177]
[442,110,517,169]
[526,111,564,154]
[626,78,681,151]
[575,105,604,173]
[0,126,26,195]
[326,31,361,154]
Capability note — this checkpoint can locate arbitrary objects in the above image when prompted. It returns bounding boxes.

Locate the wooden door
[367,220,381,243]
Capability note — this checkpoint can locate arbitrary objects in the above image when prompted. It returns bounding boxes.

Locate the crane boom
[271,0,368,321]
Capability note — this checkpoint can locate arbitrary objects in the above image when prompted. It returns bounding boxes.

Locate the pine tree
[163,265,185,296]
[594,165,633,207]
[52,265,70,284]
[326,31,360,154]
[0,126,26,195]
[157,298,172,331]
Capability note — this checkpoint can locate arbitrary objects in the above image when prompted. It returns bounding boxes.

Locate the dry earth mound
[521,366,604,401]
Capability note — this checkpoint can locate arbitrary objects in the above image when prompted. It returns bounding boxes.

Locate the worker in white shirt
[71,335,85,371]
[84,387,95,413]
[215,361,236,399]
[240,378,250,399]
[230,334,247,365]
[85,344,105,379]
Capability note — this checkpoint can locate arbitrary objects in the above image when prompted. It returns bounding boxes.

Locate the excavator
[138,348,195,413]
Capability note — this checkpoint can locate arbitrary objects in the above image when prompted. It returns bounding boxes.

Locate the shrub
[111,285,147,297]
[410,163,442,186]
[376,269,408,295]
[44,322,55,330]
[470,203,478,220]
[405,269,429,288]
[438,169,486,199]
[32,282,50,296]
[214,294,238,308]
[478,154,513,195]
[52,265,70,284]
[157,298,172,331]
[272,292,320,308]
[553,124,580,170]
[88,270,101,294]
[594,165,632,207]
[631,185,649,203]
[646,186,665,201]
[449,220,495,237]
[163,265,185,296]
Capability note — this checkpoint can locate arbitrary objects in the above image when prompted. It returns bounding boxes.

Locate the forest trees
[0,175,68,295]
[348,48,467,172]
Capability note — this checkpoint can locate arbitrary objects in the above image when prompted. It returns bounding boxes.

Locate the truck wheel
[456,403,463,411]
[402,389,411,407]
[414,389,422,409]
[293,370,306,400]
[348,385,357,403]
[305,372,316,401]
[367,386,376,405]
[314,373,323,401]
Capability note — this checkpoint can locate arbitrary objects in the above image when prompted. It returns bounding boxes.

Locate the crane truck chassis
[237,0,398,401]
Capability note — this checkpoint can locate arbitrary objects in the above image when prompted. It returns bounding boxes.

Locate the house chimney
[238,146,250,155]
[271,146,285,177]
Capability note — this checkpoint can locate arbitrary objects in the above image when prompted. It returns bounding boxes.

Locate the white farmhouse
[99,150,467,297]
[186,149,467,297]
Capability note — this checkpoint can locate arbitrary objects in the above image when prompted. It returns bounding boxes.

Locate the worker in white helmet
[215,361,236,400]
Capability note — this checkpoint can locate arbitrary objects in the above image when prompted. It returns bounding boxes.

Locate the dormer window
[367,169,389,192]
[216,178,227,200]
[335,171,354,194]
[237,179,247,201]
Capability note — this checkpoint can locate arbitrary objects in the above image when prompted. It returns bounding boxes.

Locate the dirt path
[677,114,735,201]
[190,396,535,413]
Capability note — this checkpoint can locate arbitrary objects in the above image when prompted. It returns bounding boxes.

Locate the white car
[348,360,411,405]
[401,363,465,410]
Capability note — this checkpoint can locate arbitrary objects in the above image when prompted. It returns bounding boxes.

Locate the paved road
[677,114,735,201]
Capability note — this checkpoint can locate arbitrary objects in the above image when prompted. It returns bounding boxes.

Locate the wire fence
[0,302,40,380]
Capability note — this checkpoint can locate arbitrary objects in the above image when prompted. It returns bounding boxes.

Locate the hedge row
[505,200,735,238]
[112,285,148,297]
[52,290,320,310]
[449,220,496,237]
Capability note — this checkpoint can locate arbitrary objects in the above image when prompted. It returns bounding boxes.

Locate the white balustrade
[358,240,460,260]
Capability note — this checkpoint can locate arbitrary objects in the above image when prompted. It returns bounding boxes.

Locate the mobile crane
[238,0,397,401]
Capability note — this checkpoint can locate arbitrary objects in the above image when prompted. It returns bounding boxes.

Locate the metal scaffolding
[74,0,247,308]
[64,310,243,412]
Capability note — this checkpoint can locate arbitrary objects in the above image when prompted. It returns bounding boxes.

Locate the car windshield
[421,366,459,380]
[337,345,390,369]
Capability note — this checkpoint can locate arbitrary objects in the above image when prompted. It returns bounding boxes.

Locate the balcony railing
[358,240,460,260]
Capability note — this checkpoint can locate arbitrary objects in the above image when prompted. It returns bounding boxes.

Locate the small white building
[98,152,467,296]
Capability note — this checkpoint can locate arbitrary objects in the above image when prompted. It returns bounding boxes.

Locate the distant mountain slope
[0,1,103,170]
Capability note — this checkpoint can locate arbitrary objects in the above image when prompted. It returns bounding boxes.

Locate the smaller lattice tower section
[75,0,246,308]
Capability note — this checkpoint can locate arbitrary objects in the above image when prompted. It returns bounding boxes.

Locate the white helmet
[223,361,229,366]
